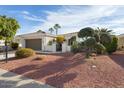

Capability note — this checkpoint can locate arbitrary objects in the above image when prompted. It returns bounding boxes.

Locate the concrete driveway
[0,69,53,88]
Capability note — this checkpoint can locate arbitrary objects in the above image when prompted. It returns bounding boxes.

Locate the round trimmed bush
[95,43,106,54]
[15,48,35,58]
[85,37,96,48]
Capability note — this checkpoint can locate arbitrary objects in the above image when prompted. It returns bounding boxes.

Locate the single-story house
[14,30,80,52]
[1,30,124,52]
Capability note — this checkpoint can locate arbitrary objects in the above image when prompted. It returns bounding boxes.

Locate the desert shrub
[110,36,118,52]
[34,55,46,60]
[15,48,35,58]
[48,40,53,45]
[71,41,82,53]
[11,42,19,50]
[95,43,106,54]
[56,36,65,43]
[104,36,118,54]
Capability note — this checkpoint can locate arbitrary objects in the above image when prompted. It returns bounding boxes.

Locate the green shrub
[85,37,96,48]
[104,36,118,54]
[15,48,35,58]
[11,42,19,50]
[95,43,106,54]
[48,40,53,45]
[71,41,82,53]
[56,36,65,43]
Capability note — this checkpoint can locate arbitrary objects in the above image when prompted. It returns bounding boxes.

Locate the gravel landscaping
[0,52,124,88]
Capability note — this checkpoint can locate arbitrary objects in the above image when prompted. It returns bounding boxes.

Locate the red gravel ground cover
[0,52,124,88]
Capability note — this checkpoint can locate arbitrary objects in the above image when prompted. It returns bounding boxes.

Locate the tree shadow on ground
[109,53,124,68]
[3,53,85,87]
[2,65,38,76]
[45,73,77,88]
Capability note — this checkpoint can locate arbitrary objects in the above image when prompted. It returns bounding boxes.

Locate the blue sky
[0,5,124,35]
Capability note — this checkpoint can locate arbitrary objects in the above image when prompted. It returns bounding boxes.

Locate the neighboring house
[14,30,80,52]
[0,40,13,51]
[118,34,124,49]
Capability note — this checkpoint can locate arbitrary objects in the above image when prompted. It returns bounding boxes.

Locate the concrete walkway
[0,69,53,88]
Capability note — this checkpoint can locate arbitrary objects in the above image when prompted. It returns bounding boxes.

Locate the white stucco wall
[67,46,71,52]
[20,39,25,48]
[53,42,57,52]
[62,42,67,52]
[42,36,55,52]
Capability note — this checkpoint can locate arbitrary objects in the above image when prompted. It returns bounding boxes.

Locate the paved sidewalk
[0,69,53,88]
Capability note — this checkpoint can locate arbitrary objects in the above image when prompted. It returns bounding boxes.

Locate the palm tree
[95,27,112,35]
[78,27,113,57]
[53,24,61,35]
[48,27,54,34]
[95,27,112,44]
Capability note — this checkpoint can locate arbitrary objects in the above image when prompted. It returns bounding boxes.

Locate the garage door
[25,39,42,50]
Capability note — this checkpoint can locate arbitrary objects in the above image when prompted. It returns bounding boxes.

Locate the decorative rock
[92,65,96,68]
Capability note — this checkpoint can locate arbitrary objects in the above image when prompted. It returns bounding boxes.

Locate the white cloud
[21,11,30,15]
[20,10,45,22]
[32,6,121,34]
[108,18,124,24]
[12,10,44,22]
[113,27,124,35]
[23,15,45,22]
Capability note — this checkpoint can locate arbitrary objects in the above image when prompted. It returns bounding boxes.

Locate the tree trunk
[56,29,58,35]
[5,39,8,63]
[86,48,90,58]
